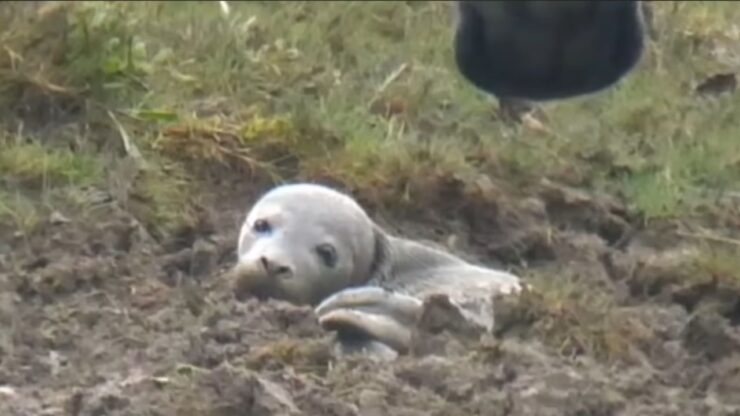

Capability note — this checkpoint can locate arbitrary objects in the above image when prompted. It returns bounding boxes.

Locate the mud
[1,173,740,416]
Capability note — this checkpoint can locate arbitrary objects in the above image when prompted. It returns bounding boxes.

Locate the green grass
[499,267,651,363]
[0,189,41,234]
[0,1,739,228]
[0,140,102,187]
[693,245,740,291]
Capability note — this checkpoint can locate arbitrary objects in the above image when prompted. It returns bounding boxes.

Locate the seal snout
[259,256,293,279]
[229,253,296,303]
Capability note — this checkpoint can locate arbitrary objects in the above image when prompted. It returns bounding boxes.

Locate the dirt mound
[2,175,740,416]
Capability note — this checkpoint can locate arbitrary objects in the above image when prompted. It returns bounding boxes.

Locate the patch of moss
[0,140,102,188]
[692,245,740,288]
[0,189,41,233]
[245,337,332,374]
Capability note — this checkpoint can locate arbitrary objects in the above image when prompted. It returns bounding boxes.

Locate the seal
[230,183,523,358]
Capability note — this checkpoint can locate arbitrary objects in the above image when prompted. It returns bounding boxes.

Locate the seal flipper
[315,286,423,322]
[314,222,525,357]
[314,227,425,355]
[314,285,495,355]
[315,286,424,354]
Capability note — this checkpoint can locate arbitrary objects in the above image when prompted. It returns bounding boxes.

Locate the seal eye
[315,243,337,268]
[253,219,271,234]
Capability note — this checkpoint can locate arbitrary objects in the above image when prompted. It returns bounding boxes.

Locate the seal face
[232,183,378,306]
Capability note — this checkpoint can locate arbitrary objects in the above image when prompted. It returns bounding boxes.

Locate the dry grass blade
[0,70,83,96]
[677,230,740,247]
[108,109,148,170]
[156,122,280,181]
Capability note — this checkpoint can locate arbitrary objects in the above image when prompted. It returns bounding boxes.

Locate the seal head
[231,183,380,306]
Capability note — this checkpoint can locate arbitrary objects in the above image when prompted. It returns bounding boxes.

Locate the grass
[0,139,102,187]
[127,160,199,238]
[1,2,737,222]
[498,269,653,363]
[0,1,739,362]
[0,189,41,234]
[0,133,102,233]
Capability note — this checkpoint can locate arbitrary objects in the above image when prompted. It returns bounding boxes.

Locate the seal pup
[230,183,523,358]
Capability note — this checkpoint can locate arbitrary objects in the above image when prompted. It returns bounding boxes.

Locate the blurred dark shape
[454,1,647,101]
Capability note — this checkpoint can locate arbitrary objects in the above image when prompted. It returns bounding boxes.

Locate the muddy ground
[1,2,740,413]
[1,166,740,416]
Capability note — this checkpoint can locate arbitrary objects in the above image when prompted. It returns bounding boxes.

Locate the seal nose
[259,256,292,278]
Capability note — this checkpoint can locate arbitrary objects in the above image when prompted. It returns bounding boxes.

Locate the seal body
[230,183,523,357]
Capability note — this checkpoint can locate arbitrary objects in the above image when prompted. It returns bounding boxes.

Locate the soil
[2,167,740,416]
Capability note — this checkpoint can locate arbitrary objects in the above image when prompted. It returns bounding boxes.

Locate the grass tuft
[501,274,629,362]
[0,190,41,234]
[0,140,102,188]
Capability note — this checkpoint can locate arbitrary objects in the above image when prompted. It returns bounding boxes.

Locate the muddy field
[2,1,740,415]
[0,170,739,416]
